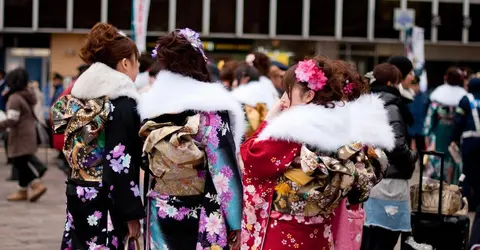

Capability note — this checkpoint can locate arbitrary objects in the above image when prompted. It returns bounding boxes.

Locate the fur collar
[137,70,245,150]
[429,84,467,106]
[71,62,139,101]
[258,94,395,151]
[231,80,278,109]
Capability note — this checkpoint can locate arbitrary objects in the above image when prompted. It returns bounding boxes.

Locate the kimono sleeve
[240,121,301,182]
[103,97,145,222]
[424,102,439,136]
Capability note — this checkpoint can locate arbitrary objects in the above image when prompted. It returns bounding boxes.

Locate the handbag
[124,237,141,250]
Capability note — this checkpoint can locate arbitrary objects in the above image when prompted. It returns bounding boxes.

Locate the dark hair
[251,52,271,77]
[333,60,369,101]
[138,52,154,73]
[77,64,90,77]
[235,63,261,84]
[445,66,464,86]
[220,60,238,87]
[372,63,402,87]
[149,60,161,78]
[208,62,220,82]
[6,68,29,93]
[80,22,139,69]
[53,72,64,80]
[0,69,5,79]
[155,30,211,82]
[282,56,344,108]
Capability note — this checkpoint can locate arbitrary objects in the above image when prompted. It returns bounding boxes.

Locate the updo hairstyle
[155,31,211,82]
[445,66,464,86]
[251,52,271,77]
[80,23,138,69]
[333,60,369,101]
[234,62,261,84]
[282,56,345,108]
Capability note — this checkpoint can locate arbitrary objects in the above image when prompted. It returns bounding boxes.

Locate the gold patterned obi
[245,103,268,138]
[273,143,387,217]
[139,114,206,196]
[52,95,111,182]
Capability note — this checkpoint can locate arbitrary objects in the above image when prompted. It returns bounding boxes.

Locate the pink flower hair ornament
[343,80,356,95]
[294,59,328,92]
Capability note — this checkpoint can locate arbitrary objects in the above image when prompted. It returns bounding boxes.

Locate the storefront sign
[394,8,415,31]
[132,0,151,52]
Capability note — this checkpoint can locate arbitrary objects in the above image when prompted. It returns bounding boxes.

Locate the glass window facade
[343,0,368,38]
[470,4,480,42]
[243,0,269,34]
[309,0,335,36]
[375,0,400,39]
[4,0,33,28]
[39,0,67,28]
[74,0,101,29]
[438,2,463,41]
[148,0,169,31]
[108,0,132,30]
[408,1,432,41]
[277,0,302,35]
[176,0,202,31]
[210,0,236,33]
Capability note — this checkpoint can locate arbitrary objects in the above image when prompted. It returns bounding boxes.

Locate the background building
[1,0,480,90]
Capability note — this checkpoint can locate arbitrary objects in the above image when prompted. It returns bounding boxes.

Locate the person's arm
[102,98,145,222]
[386,105,418,170]
[452,96,470,144]
[240,121,301,182]
[0,95,21,131]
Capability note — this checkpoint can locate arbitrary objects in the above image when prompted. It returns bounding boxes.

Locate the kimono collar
[71,62,140,102]
[258,94,395,151]
[231,80,278,109]
[429,84,467,107]
[137,70,245,150]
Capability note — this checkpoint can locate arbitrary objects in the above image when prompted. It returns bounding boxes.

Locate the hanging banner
[405,26,427,92]
[131,0,151,52]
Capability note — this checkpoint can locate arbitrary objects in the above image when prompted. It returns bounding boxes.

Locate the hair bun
[80,23,120,64]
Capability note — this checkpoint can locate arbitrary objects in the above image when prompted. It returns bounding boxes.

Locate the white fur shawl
[137,70,245,150]
[231,80,279,109]
[258,94,395,151]
[71,62,140,101]
[429,84,467,107]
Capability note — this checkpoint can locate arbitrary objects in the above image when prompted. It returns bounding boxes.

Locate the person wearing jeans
[0,68,47,202]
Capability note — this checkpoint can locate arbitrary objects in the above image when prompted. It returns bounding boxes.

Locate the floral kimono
[425,84,467,184]
[231,80,279,138]
[240,95,394,250]
[136,70,245,250]
[52,63,145,250]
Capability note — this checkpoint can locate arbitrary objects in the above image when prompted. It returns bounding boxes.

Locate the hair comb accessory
[176,28,208,62]
[151,44,159,59]
[295,59,328,92]
[117,31,127,37]
[343,80,356,95]
[246,54,256,66]
[364,71,376,85]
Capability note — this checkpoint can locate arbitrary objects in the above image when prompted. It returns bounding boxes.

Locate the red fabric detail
[240,121,302,249]
[52,81,74,151]
[262,218,332,250]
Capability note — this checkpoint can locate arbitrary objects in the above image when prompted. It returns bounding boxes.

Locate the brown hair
[445,66,464,86]
[138,52,154,73]
[220,60,239,87]
[80,23,138,69]
[333,60,369,101]
[282,56,345,108]
[235,62,261,84]
[155,30,211,82]
[372,63,402,86]
[251,52,271,77]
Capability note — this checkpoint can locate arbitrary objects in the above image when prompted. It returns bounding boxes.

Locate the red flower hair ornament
[294,59,328,92]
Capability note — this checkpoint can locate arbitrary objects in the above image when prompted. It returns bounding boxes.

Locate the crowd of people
[2,21,480,250]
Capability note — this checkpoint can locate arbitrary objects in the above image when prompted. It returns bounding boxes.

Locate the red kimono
[240,95,396,250]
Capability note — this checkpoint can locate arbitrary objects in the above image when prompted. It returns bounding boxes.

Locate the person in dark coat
[407,77,429,151]
[362,63,418,250]
[50,72,64,106]
[452,77,480,249]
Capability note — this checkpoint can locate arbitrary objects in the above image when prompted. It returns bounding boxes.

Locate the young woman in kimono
[137,28,244,250]
[231,63,278,138]
[52,23,145,250]
[424,67,467,184]
[240,57,395,250]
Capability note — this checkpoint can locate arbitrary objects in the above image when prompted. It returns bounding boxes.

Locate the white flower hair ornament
[246,54,256,66]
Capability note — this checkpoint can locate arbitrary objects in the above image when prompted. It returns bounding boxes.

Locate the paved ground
[0,149,65,250]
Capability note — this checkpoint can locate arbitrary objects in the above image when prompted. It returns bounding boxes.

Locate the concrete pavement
[0,149,65,250]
